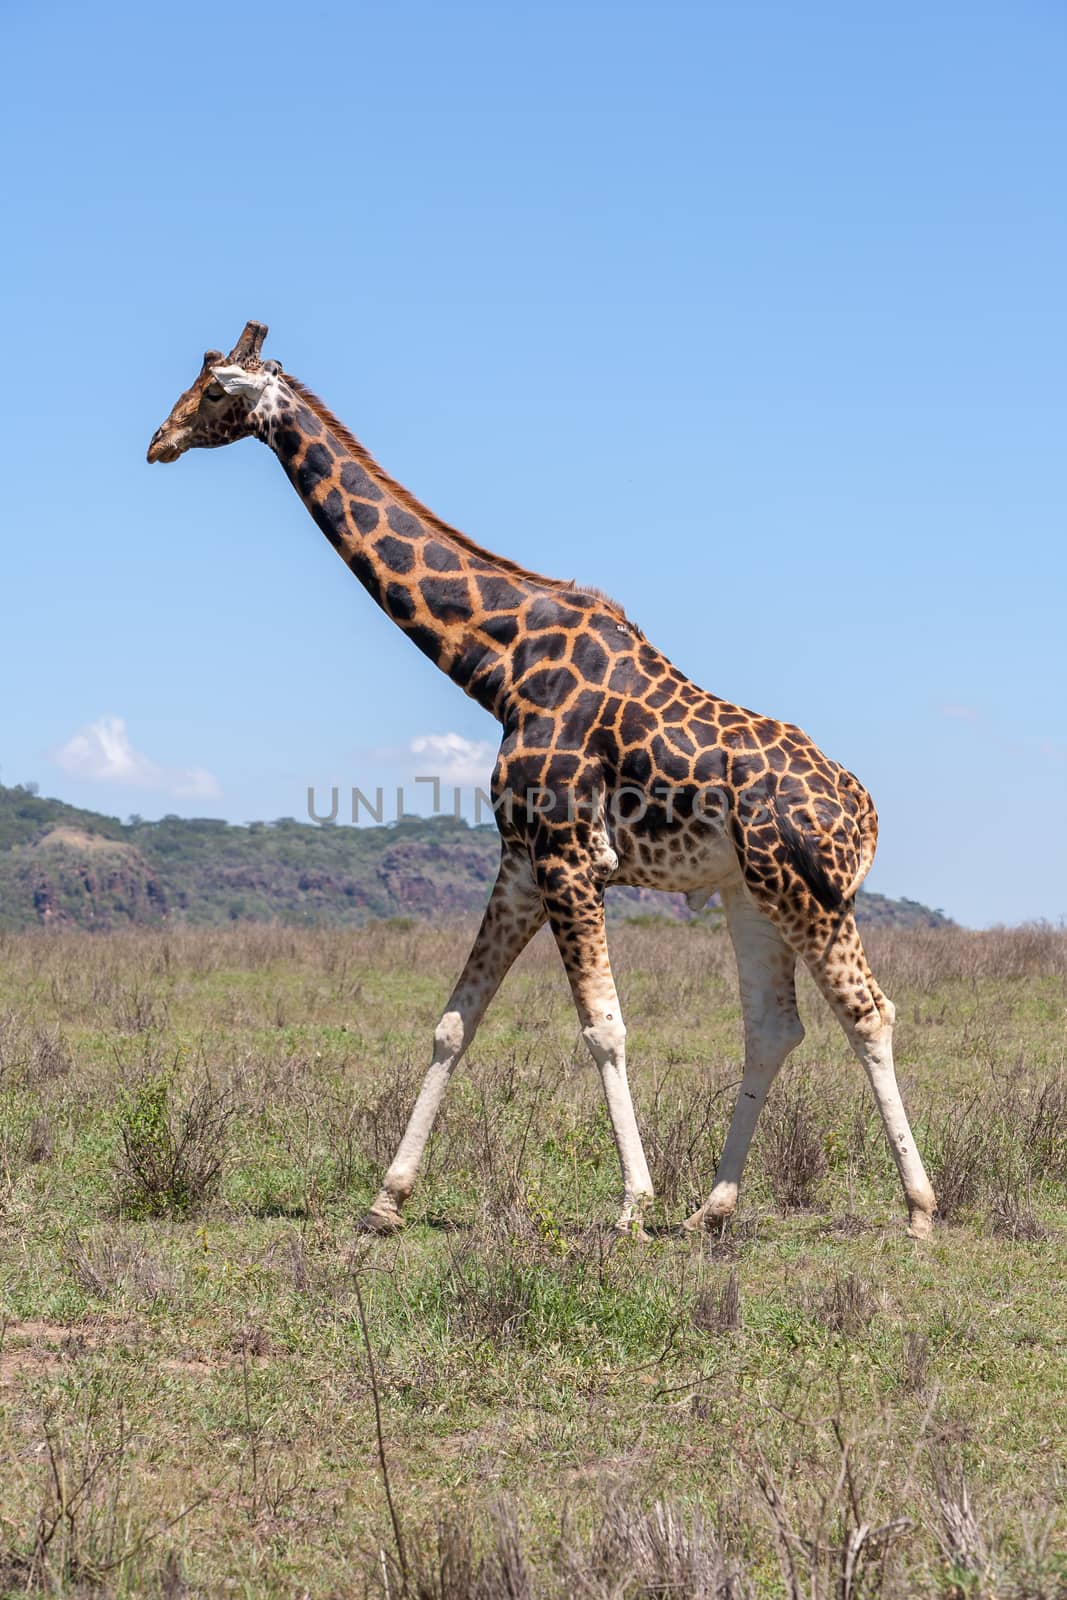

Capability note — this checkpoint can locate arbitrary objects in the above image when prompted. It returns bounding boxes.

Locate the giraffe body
[148,324,937,1240]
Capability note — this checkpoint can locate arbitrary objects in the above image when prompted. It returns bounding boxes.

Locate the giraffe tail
[769,769,879,912]
[838,769,879,901]
[773,805,846,913]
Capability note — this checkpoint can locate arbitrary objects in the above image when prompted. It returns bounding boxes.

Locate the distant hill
[0,783,953,933]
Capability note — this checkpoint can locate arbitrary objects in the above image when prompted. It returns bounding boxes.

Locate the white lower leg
[364,1011,466,1229]
[583,1017,654,1229]
[856,1025,936,1237]
[685,893,803,1231]
[703,1060,783,1216]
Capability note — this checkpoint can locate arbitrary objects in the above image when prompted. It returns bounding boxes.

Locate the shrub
[694,1268,742,1335]
[811,1271,879,1338]
[760,1081,829,1212]
[113,1068,234,1217]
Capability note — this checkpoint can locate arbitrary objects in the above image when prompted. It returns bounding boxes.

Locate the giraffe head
[147,321,278,463]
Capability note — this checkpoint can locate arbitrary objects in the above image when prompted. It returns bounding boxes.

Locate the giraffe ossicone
[148,321,937,1242]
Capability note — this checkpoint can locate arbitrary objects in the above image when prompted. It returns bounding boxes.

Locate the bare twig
[352,1272,408,1589]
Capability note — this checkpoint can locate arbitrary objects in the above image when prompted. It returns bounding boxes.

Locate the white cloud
[408,732,495,789]
[939,703,979,722]
[52,716,220,800]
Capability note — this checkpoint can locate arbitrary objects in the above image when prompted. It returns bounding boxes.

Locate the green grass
[0,921,1064,1597]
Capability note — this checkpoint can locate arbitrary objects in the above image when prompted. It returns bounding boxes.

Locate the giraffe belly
[607,817,742,897]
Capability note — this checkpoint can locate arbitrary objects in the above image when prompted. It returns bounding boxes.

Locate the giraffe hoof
[612,1221,652,1243]
[359,1201,405,1235]
[906,1209,934,1241]
[682,1204,733,1234]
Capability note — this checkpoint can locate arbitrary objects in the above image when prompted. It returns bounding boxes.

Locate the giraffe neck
[254,374,542,718]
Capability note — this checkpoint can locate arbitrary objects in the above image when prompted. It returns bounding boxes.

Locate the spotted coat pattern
[147,323,937,1240]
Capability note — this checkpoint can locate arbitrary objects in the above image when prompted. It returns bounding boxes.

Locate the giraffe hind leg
[803,910,936,1237]
[684,888,804,1231]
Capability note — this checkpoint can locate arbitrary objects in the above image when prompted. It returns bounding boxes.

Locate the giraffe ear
[210,363,269,399]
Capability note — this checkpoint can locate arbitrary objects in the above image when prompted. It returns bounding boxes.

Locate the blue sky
[1,1,1064,927]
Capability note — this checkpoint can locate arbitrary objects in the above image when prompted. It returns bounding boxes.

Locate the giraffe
[148,322,937,1241]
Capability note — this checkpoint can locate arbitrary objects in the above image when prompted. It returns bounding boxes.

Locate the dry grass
[759,1076,830,1212]
[0,920,1063,1596]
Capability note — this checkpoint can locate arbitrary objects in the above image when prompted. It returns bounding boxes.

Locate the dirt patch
[0,1318,270,1384]
[0,1316,145,1383]
[159,1356,220,1373]
[0,1319,91,1382]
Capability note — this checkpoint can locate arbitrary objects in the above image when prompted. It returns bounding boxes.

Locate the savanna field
[0,920,1064,1598]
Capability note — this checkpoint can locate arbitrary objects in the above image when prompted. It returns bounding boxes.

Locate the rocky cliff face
[4,828,167,930]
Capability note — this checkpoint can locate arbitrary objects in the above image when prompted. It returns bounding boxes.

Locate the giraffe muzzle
[147,429,182,464]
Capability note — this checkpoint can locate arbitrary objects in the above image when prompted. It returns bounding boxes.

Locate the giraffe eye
[205,383,225,400]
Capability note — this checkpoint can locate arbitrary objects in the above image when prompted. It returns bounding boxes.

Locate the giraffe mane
[282,374,634,625]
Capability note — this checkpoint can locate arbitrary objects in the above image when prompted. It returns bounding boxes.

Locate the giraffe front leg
[537,857,654,1236]
[582,999,654,1234]
[361,847,546,1233]
[363,1020,458,1234]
